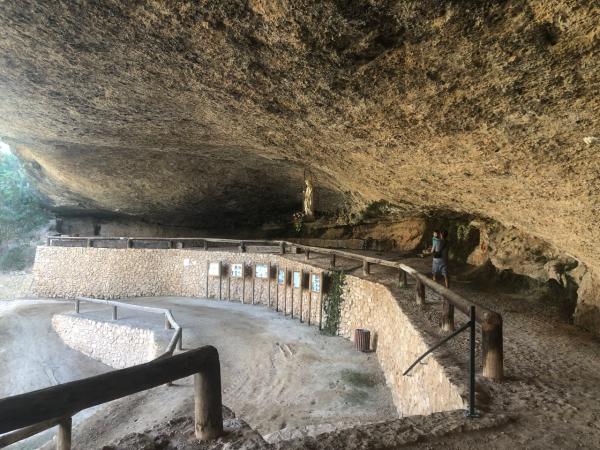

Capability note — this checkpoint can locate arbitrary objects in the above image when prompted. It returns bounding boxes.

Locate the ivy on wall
[322,270,346,336]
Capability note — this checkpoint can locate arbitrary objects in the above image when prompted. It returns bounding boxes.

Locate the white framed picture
[208,262,221,277]
[310,273,321,293]
[230,263,243,278]
[277,269,285,285]
[293,271,301,288]
[255,263,269,279]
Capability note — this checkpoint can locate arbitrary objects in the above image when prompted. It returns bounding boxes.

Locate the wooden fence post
[441,299,454,332]
[283,269,288,315]
[267,263,271,307]
[112,306,118,320]
[206,261,210,298]
[194,363,223,440]
[399,269,407,287]
[416,279,425,305]
[330,254,336,268]
[318,271,324,330]
[56,417,72,450]
[241,264,246,304]
[305,250,310,261]
[482,313,504,380]
[275,272,279,312]
[363,261,370,276]
[299,272,304,323]
[75,300,80,314]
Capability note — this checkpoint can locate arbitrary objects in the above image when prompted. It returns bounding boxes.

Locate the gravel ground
[285,252,600,449]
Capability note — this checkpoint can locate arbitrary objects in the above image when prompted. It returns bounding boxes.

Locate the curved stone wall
[52,312,167,369]
[35,246,464,416]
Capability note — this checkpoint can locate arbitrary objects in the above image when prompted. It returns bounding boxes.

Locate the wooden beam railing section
[0,347,223,449]
[286,242,504,381]
[45,235,503,380]
[74,297,183,355]
[0,297,188,448]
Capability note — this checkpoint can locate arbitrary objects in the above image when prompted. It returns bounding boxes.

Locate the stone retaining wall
[35,246,464,415]
[52,313,166,369]
[339,277,464,414]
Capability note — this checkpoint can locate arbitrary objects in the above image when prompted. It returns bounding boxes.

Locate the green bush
[0,150,50,271]
[322,270,346,336]
[0,243,36,271]
[0,152,50,244]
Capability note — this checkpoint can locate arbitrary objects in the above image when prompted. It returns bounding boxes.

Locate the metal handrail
[403,306,478,417]
[0,347,224,449]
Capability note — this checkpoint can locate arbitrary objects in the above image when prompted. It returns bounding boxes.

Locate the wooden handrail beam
[0,346,223,437]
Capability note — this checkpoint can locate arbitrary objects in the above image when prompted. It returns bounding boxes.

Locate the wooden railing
[0,346,223,449]
[45,235,503,380]
[0,297,187,449]
[291,242,503,380]
[46,235,281,252]
[74,297,183,355]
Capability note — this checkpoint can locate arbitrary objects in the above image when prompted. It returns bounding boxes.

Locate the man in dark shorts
[432,230,449,288]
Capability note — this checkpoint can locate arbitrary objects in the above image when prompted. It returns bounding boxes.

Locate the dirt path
[287,252,600,449]
[5,250,600,448]
[2,297,396,449]
[0,300,111,449]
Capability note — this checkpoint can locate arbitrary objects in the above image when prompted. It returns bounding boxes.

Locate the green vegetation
[0,150,50,271]
[322,270,346,336]
[292,211,304,233]
[340,369,377,388]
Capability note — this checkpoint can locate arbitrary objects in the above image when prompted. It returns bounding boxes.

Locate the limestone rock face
[0,1,599,266]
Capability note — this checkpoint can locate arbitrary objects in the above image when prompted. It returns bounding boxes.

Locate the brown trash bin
[354,328,371,352]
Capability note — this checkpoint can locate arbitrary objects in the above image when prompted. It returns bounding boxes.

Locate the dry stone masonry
[35,246,464,416]
[52,312,168,369]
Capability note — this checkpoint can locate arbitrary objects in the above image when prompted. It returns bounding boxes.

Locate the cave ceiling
[0,0,599,265]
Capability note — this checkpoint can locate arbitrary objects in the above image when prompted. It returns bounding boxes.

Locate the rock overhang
[0,0,598,264]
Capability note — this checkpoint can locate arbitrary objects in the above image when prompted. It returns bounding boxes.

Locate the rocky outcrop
[468,221,579,286]
[573,269,600,332]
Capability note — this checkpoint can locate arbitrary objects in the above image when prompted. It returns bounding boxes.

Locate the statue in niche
[303,169,315,221]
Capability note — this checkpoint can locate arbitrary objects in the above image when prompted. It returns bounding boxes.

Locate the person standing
[432,230,449,288]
